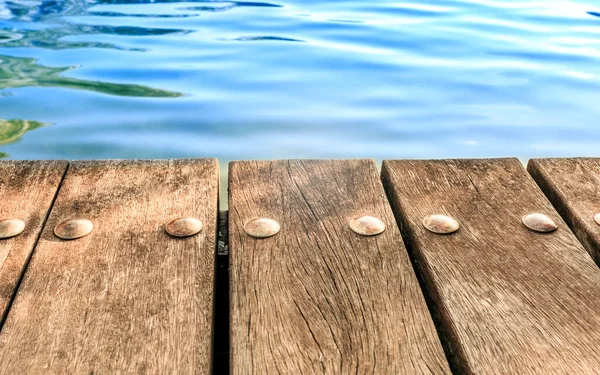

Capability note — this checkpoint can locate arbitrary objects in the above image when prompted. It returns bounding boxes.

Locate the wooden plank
[0,159,219,374]
[0,160,68,323]
[381,158,600,374]
[528,158,600,266]
[229,159,451,374]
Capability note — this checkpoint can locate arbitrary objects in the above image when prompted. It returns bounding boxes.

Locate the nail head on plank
[54,218,94,240]
[244,217,280,238]
[165,217,203,238]
[422,214,459,234]
[522,213,557,233]
[349,215,386,236]
[0,218,25,239]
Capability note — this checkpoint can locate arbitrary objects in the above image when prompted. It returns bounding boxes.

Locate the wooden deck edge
[2,157,600,373]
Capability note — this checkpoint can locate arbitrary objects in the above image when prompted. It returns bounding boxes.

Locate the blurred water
[1,0,600,203]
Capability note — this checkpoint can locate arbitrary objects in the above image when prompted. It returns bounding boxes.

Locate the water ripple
[88,11,201,18]
[232,35,303,42]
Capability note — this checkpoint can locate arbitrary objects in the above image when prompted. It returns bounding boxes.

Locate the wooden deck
[0,158,599,374]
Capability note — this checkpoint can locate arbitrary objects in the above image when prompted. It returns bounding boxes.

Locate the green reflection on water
[0,119,47,158]
[0,54,182,97]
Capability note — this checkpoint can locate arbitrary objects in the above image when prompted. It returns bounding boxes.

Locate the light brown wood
[229,159,451,374]
[0,159,219,374]
[528,158,600,266]
[382,158,600,374]
[0,160,68,323]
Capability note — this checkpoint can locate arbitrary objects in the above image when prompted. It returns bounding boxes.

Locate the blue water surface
[1,0,600,202]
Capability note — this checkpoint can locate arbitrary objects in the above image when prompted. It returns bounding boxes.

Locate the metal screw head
[522,213,557,233]
[423,214,459,234]
[54,218,93,240]
[244,218,280,238]
[0,218,25,239]
[165,217,202,238]
[349,216,385,236]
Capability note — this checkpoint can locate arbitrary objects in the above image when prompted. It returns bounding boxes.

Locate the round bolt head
[244,218,280,238]
[594,213,600,226]
[349,216,385,236]
[423,214,459,234]
[522,213,557,233]
[0,218,25,239]
[165,217,202,238]
[54,218,93,240]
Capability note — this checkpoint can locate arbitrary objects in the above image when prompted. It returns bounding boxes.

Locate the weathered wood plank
[0,159,219,374]
[0,160,68,323]
[528,158,600,266]
[382,158,600,374]
[229,159,451,374]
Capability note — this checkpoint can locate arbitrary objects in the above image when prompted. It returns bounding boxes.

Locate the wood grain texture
[528,158,600,266]
[0,159,218,374]
[229,159,451,375]
[382,158,600,374]
[0,160,68,322]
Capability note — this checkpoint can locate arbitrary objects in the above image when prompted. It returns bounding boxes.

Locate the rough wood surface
[0,160,68,323]
[0,159,219,374]
[382,158,600,374]
[229,159,451,374]
[528,158,600,266]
